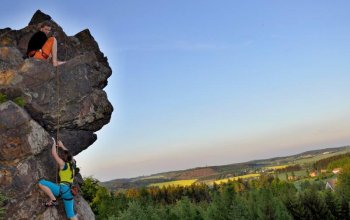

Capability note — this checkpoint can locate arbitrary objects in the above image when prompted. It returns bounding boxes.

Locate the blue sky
[1,1,350,181]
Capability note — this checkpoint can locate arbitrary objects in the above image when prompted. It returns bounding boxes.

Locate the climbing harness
[59,183,74,201]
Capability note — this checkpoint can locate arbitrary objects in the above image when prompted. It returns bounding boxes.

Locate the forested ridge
[314,153,350,170]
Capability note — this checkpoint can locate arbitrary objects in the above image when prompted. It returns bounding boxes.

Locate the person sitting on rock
[27,21,66,66]
[38,138,78,220]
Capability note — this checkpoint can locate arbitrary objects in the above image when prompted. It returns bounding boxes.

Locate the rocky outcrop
[0,10,113,219]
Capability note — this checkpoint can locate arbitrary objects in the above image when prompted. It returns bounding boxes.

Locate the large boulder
[0,10,113,219]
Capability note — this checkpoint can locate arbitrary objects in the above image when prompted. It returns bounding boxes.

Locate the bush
[0,93,26,107]
[13,97,25,107]
[0,93,7,103]
[81,177,100,204]
[0,192,6,220]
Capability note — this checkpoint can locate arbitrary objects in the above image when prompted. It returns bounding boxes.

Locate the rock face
[0,10,113,219]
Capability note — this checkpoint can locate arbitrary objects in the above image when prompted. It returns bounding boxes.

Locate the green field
[293,150,350,165]
[139,175,167,180]
[277,170,308,181]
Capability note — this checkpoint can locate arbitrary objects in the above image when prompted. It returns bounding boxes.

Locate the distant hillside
[101,145,350,191]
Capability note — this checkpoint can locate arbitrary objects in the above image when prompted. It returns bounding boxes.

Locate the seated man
[27,21,65,66]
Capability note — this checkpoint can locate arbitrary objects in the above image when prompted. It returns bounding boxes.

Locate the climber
[38,138,78,220]
[26,21,66,67]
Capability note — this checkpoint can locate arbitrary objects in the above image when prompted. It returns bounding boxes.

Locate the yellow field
[214,173,260,184]
[265,165,289,170]
[149,179,197,187]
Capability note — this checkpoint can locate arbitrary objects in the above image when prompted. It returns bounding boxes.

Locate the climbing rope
[55,64,60,184]
[55,33,68,184]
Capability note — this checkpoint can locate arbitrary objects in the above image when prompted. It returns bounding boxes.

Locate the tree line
[276,164,302,173]
[313,153,350,171]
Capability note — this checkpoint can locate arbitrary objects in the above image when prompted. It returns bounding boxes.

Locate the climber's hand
[57,140,64,148]
[51,137,56,146]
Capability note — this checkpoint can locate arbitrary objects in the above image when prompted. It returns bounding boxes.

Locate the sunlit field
[213,173,261,184]
[149,179,198,187]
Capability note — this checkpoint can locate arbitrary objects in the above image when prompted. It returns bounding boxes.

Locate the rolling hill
[101,145,350,190]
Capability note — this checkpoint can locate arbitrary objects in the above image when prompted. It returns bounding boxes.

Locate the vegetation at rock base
[12,97,25,107]
[0,93,6,103]
[0,192,5,220]
[82,170,350,219]
[0,93,25,107]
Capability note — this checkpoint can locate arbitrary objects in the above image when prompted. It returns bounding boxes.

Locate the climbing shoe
[43,200,58,207]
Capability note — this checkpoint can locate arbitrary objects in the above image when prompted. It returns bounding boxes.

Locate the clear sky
[1,1,350,181]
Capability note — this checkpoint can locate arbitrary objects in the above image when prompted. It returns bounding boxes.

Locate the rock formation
[0,10,113,219]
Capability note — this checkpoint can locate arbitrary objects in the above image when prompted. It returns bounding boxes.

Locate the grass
[149,179,197,188]
[277,170,308,181]
[293,175,336,191]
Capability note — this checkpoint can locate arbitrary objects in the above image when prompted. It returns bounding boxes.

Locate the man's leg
[42,37,65,66]
[51,37,58,66]
[40,37,54,59]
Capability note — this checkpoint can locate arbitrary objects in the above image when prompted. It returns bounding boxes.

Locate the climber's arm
[51,138,65,169]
